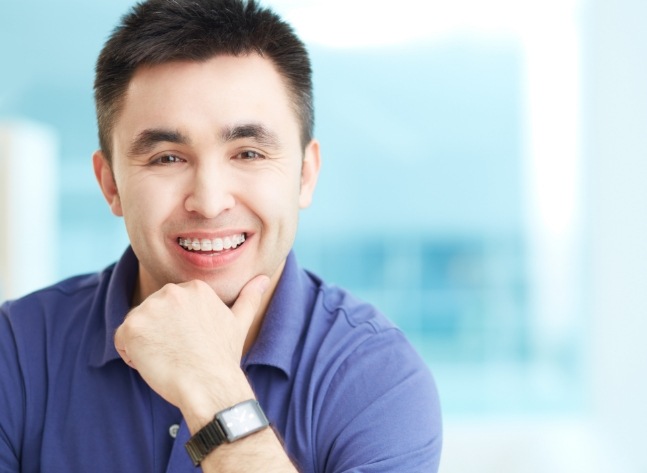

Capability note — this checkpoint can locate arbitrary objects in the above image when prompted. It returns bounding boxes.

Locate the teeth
[178,234,246,252]
[201,239,212,251]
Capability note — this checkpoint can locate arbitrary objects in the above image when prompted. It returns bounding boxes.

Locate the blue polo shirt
[0,247,442,472]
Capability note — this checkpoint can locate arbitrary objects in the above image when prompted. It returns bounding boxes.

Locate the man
[0,0,442,471]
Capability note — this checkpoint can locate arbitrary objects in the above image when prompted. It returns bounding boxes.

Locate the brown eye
[237,150,264,160]
[152,154,183,165]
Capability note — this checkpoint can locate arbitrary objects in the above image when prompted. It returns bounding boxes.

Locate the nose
[184,163,235,218]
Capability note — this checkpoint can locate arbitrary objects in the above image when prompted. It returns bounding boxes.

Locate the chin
[210,283,243,308]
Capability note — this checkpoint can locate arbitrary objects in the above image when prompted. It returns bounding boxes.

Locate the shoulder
[1,269,110,323]
[303,275,443,471]
[308,270,396,333]
[0,265,118,471]
[305,272,437,399]
[314,277,434,387]
[0,261,121,351]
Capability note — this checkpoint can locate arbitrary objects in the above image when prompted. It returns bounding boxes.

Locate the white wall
[585,0,647,469]
[0,121,58,300]
[441,0,647,470]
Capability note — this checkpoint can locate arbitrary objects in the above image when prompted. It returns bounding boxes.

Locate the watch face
[218,400,269,441]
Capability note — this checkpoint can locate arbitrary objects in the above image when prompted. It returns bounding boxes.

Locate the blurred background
[1,0,645,471]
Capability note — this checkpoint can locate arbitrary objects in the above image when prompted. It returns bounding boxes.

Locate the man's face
[94,55,320,305]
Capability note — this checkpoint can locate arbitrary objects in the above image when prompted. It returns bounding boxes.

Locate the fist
[114,275,269,411]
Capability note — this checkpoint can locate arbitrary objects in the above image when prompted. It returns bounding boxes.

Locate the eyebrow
[126,123,281,157]
[127,128,190,157]
[221,123,281,149]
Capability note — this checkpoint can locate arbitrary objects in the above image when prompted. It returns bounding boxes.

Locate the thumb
[231,275,271,326]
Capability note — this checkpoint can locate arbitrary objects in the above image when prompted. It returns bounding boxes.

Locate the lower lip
[173,238,247,269]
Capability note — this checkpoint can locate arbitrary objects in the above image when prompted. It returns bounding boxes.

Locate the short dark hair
[94,0,313,163]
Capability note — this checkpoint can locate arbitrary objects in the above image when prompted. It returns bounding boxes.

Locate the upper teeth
[178,234,246,252]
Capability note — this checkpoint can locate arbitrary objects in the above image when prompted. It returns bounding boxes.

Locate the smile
[177,233,246,252]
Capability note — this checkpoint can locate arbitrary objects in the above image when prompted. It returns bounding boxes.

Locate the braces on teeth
[178,234,246,251]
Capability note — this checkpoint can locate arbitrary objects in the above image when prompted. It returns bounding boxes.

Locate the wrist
[184,399,270,466]
[180,368,256,434]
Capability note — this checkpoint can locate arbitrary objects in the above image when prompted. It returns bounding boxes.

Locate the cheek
[250,172,301,217]
[119,180,177,234]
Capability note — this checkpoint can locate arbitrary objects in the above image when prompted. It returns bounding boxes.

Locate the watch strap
[185,415,228,466]
[184,399,269,466]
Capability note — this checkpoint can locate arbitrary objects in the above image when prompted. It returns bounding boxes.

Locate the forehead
[113,54,301,150]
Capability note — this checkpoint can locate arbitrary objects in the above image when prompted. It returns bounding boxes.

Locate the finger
[231,275,270,327]
[114,325,137,369]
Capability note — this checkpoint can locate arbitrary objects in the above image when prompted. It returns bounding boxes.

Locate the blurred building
[1,0,645,471]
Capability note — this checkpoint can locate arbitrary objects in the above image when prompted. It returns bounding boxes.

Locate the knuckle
[161,282,181,295]
[192,279,211,292]
[121,316,141,337]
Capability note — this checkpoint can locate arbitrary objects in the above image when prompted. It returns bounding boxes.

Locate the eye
[235,150,265,161]
[150,154,184,165]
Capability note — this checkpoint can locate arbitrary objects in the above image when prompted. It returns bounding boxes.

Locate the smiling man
[0,1,442,472]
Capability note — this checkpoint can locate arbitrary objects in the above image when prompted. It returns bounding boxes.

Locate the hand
[114,275,270,414]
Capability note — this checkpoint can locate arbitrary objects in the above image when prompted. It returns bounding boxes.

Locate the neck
[242,259,285,354]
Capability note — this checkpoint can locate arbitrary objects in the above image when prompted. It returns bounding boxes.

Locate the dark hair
[94,0,313,162]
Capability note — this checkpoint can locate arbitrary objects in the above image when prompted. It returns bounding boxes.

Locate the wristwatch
[184,399,270,466]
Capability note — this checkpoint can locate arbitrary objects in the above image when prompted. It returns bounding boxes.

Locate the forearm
[181,370,297,473]
[113,277,296,470]
[199,428,298,473]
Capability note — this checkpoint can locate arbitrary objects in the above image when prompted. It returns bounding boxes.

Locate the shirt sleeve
[314,328,442,473]
[0,303,25,472]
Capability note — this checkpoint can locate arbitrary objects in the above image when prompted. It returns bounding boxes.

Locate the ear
[298,139,321,209]
[92,150,123,217]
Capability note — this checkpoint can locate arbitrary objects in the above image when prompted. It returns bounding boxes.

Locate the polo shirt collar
[89,248,315,375]
[243,251,315,379]
[89,246,139,367]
